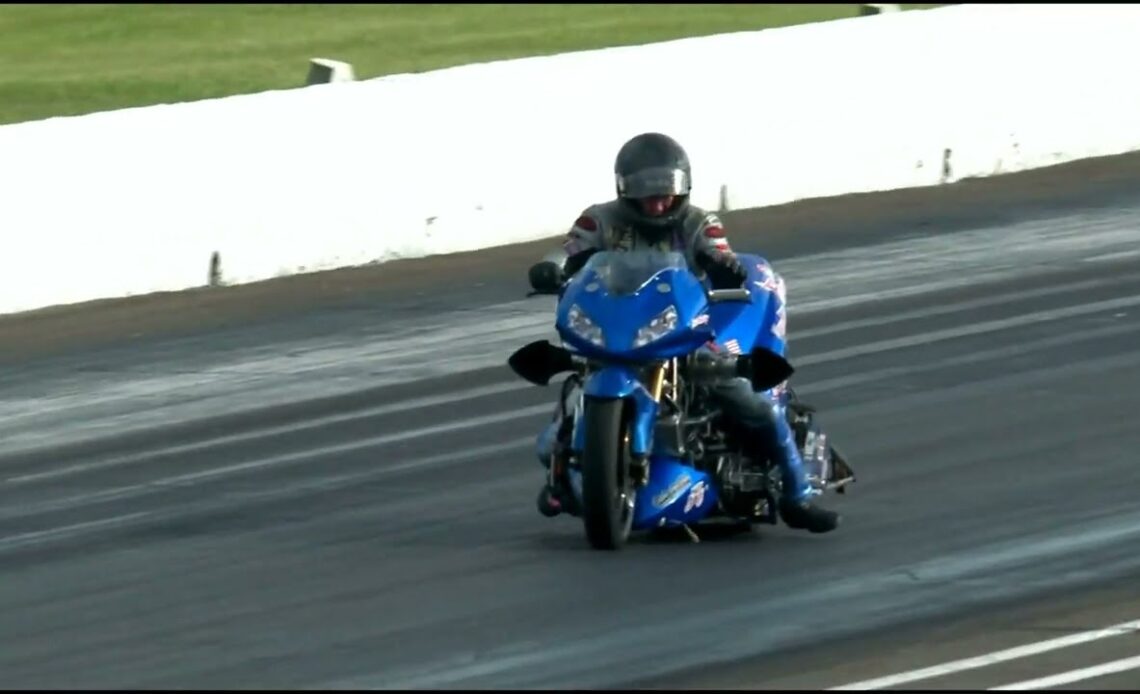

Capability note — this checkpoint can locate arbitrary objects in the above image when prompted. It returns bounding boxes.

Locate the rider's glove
[563,248,599,278]
[528,261,564,294]
[699,251,747,289]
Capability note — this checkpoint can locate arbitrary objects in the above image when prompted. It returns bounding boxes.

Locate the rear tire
[580,397,635,550]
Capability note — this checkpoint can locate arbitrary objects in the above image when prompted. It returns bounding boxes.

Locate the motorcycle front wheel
[579,397,635,550]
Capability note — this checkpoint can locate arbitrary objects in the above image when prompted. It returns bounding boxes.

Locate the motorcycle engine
[710,453,780,524]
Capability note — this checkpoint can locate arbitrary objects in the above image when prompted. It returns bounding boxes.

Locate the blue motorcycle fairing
[540,250,797,530]
[570,367,660,457]
[556,254,715,362]
[706,254,788,359]
[566,454,719,531]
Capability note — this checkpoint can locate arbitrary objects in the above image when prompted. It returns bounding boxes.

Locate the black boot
[537,484,563,517]
[779,497,840,534]
[538,448,577,518]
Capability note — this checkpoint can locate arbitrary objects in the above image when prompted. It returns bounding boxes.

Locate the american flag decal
[723,339,742,355]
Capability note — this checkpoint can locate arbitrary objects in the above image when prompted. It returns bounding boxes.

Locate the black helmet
[613,132,692,238]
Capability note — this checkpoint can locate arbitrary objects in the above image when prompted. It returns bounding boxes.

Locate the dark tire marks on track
[2,152,1140,689]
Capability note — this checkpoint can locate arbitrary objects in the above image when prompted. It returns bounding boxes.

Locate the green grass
[0,3,941,126]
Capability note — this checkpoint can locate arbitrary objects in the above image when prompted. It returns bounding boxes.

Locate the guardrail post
[306,58,356,86]
[209,251,223,287]
[860,4,902,15]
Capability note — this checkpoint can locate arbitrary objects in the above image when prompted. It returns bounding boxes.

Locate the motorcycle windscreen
[579,250,690,296]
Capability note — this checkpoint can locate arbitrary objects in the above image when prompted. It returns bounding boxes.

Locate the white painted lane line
[827,619,1140,690]
[0,437,535,554]
[0,403,553,520]
[797,320,1140,395]
[1083,249,1140,263]
[989,654,1140,690]
[4,379,534,484]
[0,512,154,553]
[799,293,1140,367]
[794,272,1140,340]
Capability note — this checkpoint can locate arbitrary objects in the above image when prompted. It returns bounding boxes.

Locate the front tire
[580,397,635,550]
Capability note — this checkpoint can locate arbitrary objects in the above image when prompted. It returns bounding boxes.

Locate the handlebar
[707,287,751,303]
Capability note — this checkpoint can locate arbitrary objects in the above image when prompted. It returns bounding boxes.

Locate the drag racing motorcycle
[508,249,855,550]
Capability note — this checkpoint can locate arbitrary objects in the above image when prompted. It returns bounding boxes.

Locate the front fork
[628,358,674,486]
[542,359,676,492]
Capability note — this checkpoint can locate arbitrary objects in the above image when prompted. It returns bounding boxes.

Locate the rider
[528,132,840,534]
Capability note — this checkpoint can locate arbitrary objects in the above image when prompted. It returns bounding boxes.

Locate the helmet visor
[616,166,691,199]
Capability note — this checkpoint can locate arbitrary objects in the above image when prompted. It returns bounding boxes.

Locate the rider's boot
[535,420,571,517]
[537,483,563,517]
[780,496,840,534]
[770,405,841,534]
[537,448,576,518]
[535,378,579,518]
[710,378,841,534]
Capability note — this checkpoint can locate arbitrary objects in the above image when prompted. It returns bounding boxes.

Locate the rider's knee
[727,380,782,427]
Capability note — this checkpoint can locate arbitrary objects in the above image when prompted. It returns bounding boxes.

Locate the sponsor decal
[773,304,787,339]
[653,473,692,508]
[684,480,708,513]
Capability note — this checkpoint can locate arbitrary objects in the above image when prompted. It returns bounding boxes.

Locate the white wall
[2,3,1139,316]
